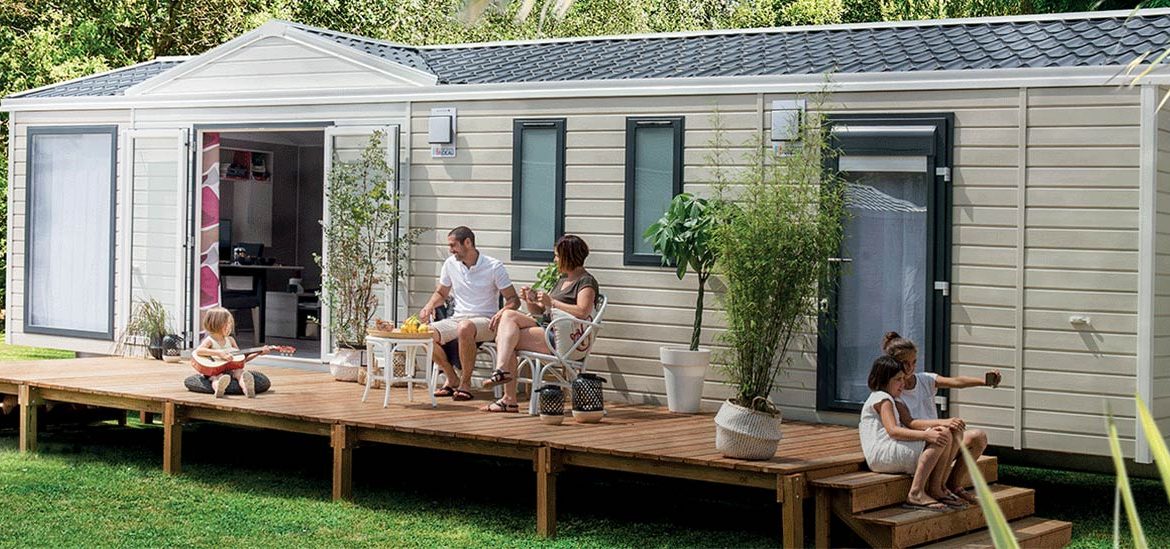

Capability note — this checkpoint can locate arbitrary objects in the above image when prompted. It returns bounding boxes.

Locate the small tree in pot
[316,131,423,380]
[644,192,720,413]
[711,101,846,459]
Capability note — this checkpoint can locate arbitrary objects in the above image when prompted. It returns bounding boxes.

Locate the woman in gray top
[482,235,599,412]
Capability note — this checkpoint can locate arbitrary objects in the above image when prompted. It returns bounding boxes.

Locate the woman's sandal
[433,385,457,397]
[481,368,514,388]
[937,493,969,509]
[452,388,474,401]
[902,499,949,512]
[481,398,519,413]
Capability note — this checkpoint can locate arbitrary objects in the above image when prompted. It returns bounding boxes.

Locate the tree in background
[0,0,1151,321]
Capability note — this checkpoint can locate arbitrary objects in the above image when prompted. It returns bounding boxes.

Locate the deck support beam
[780,474,805,549]
[814,487,831,549]
[535,446,562,538]
[163,402,182,475]
[331,424,355,502]
[18,385,38,453]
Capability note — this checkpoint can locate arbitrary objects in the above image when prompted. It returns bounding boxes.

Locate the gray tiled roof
[12,11,1170,98]
[11,59,188,98]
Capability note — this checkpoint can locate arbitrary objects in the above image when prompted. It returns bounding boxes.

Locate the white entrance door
[124,129,191,343]
[321,125,403,361]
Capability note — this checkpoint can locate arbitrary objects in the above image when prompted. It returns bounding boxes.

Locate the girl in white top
[193,307,266,398]
[859,355,960,511]
[884,331,995,504]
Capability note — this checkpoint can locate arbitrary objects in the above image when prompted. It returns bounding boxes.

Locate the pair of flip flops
[902,493,969,513]
[433,385,473,401]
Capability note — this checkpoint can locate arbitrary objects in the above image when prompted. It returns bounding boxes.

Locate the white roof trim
[124,21,436,97]
[420,7,1170,50]
[6,57,193,99]
[3,64,1165,112]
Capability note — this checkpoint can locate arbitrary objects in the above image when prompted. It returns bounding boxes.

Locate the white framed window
[25,126,118,339]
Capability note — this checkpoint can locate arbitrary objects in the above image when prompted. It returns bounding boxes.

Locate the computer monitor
[218,220,232,259]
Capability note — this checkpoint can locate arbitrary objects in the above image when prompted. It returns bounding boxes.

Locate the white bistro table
[362,334,437,408]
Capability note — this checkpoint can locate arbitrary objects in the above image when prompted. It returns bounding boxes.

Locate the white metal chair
[519,294,608,416]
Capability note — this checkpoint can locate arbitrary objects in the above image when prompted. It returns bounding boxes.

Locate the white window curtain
[27,129,115,337]
[632,125,676,256]
[836,170,928,404]
[519,127,557,251]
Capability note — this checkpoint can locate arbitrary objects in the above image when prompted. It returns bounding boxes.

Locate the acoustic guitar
[191,345,295,376]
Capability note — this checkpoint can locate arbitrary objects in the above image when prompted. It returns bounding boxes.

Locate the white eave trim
[3,64,1166,112]
[123,20,436,97]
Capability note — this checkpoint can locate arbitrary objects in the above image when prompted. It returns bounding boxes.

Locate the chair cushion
[184,372,271,395]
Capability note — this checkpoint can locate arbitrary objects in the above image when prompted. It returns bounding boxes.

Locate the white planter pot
[660,347,710,413]
[714,399,782,460]
[329,348,365,382]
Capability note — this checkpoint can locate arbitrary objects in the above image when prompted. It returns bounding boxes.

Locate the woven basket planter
[714,399,782,460]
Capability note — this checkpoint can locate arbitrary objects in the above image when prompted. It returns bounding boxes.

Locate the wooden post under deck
[18,385,38,453]
[536,446,562,538]
[331,424,355,501]
[162,402,182,475]
[814,487,831,549]
[780,474,805,549]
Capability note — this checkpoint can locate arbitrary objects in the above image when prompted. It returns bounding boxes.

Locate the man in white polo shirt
[419,226,520,401]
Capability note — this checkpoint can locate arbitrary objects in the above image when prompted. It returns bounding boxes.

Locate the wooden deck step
[853,484,1035,549]
[813,455,998,513]
[918,516,1072,548]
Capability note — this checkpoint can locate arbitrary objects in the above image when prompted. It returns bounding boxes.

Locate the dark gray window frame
[24,125,119,340]
[511,118,566,262]
[624,116,685,266]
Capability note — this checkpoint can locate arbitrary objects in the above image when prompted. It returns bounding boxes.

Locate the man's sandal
[481,398,519,413]
[433,385,457,397]
[481,368,514,388]
[452,388,474,401]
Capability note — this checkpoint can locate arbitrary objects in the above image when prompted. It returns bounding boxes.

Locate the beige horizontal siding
[1153,90,1170,440]
[1016,87,1140,454]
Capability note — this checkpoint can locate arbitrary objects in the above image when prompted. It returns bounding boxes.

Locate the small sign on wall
[429,107,457,158]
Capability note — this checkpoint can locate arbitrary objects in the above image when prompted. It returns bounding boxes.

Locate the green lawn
[0,338,1167,547]
[0,335,74,361]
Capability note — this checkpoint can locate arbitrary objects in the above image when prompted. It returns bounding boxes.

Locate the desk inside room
[218,263,304,343]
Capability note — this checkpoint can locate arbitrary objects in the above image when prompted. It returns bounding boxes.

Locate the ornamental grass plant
[710,95,846,413]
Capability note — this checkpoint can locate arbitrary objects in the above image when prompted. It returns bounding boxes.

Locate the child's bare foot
[213,375,230,398]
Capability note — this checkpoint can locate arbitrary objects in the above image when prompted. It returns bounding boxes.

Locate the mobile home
[5,9,1170,464]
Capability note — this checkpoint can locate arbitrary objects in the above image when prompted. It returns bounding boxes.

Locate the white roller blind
[27,129,116,337]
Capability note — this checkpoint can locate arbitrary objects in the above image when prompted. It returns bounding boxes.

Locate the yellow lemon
[419,324,429,333]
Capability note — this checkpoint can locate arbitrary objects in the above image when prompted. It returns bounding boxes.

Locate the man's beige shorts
[430,315,495,345]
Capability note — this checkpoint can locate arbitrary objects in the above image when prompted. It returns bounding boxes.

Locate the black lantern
[162,334,184,363]
[571,373,607,412]
[535,385,564,416]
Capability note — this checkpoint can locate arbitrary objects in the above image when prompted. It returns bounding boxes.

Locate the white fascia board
[5,57,194,99]
[4,64,1167,112]
[123,21,436,97]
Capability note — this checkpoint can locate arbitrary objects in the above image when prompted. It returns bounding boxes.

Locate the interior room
[214,130,324,360]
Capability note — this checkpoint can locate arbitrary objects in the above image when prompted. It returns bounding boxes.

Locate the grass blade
[959,444,1020,549]
[1106,408,1148,548]
[1130,46,1170,87]
[1136,395,1170,503]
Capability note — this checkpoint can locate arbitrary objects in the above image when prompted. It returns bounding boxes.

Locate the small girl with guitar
[192,307,281,398]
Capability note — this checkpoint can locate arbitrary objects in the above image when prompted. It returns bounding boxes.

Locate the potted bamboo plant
[710,103,846,459]
[317,131,423,381]
[118,298,173,360]
[644,192,719,413]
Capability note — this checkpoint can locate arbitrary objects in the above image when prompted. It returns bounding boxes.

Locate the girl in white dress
[859,355,955,511]
[884,331,992,504]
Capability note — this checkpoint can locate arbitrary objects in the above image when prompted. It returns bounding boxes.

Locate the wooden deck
[0,357,866,547]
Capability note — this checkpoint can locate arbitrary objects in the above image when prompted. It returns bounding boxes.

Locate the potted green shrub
[118,298,173,360]
[316,131,423,380]
[710,105,846,459]
[644,192,719,413]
